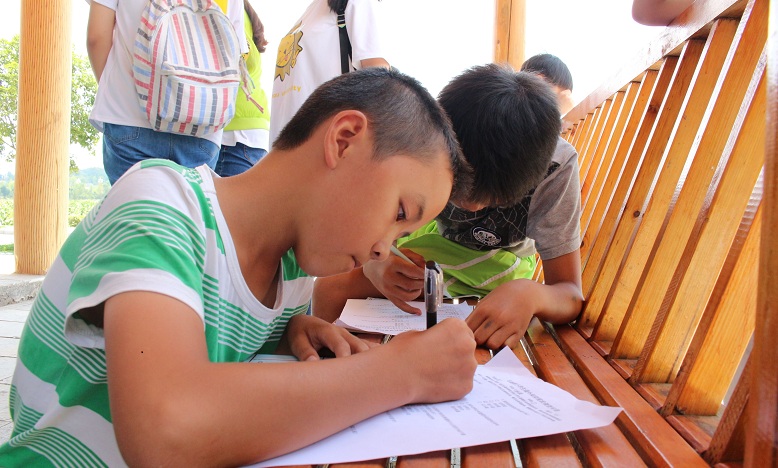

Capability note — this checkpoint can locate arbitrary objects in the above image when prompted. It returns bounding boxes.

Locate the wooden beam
[493,0,525,69]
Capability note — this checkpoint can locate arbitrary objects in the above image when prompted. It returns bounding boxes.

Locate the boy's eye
[396,204,407,221]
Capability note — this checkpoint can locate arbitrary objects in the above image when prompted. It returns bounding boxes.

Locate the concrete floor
[0,298,33,443]
[0,252,41,444]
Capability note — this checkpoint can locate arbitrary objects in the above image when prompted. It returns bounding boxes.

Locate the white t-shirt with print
[269,0,387,147]
[86,0,246,145]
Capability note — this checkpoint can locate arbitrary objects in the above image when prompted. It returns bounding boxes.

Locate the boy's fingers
[503,333,522,351]
[400,248,427,267]
[343,331,371,354]
[389,297,422,315]
[464,305,488,330]
[292,339,320,361]
[320,326,369,358]
[393,272,423,290]
[396,264,424,281]
[484,325,513,350]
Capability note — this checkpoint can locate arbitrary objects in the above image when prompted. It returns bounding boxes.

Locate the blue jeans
[102,123,220,184]
[215,142,268,177]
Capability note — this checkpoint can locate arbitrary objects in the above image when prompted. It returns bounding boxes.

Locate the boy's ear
[323,110,370,169]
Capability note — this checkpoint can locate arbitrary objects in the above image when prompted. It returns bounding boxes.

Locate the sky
[1,0,664,170]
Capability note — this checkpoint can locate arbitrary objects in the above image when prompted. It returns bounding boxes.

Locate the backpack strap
[336,1,352,74]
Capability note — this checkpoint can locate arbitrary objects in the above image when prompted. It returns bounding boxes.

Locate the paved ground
[0,237,42,443]
[0,298,33,443]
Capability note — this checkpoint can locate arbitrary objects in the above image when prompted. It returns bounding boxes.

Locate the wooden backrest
[547,0,775,463]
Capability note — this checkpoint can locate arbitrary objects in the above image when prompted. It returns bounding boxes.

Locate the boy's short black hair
[438,63,560,207]
[520,53,573,92]
[274,67,471,202]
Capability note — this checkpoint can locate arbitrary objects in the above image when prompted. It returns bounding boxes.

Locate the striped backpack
[133,0,245,137]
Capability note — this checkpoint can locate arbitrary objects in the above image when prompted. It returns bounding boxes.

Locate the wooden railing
[521,0,772,464]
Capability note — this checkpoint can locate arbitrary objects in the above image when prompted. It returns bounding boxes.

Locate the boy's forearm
[312,267,381,322]
[86,2,115,81]
[171,350,414,466]
[632,0,695,25]
[529,280,584,325]
[107,292,475,466]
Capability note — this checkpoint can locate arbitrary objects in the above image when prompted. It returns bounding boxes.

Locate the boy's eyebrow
[411,196,425,223]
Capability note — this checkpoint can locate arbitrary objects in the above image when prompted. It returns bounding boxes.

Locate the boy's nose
[371,240,391,262]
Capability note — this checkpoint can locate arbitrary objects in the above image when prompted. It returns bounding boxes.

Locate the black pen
[424,260,443,328]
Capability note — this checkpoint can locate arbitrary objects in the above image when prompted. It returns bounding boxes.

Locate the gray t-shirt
[436,137,581,260]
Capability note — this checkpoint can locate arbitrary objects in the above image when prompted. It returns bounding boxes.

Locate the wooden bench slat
[594,37,708,352]
[569,112,592,152]
[579,84,640,248]
[666,415,718,452]
[579,102,612,183]
[394,451,449,467]
[524,320,645,466]
[575,107,601,160]
[460,441,515,468]
[579,73,658,283]
[634,57,765,386]
[580,94,624,206]
[705,357,750,463]
[588,19,737,346]
[610,0,766,359]
[579,59,676,322]
[329,460,387,468]
[667,201,760,415]
[551,325,708,466]
[515,436,583,468]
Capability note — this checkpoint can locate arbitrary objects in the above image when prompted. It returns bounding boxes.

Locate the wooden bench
[523,0,774,464]
[285,0,776,465]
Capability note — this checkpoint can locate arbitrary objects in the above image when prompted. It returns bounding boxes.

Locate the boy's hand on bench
[285,314,373,361]
[387,318,477,403]
[466,280,537,350]
[363,248,426,315]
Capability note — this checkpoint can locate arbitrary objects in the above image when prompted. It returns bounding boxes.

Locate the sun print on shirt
[275,21,303,81]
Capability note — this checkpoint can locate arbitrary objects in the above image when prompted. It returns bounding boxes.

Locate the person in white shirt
[85,0,246,184]
[269,0,389,148]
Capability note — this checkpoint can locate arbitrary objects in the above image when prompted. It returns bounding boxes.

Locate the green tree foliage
[0,35,99,167]
[0,37,19,161]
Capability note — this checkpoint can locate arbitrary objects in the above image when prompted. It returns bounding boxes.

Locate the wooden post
[493,0,526,69]
[14,0,71,274]
[746,0,778,464]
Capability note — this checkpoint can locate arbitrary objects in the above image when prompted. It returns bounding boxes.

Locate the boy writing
[0,68,476,466]
[313,63,584,351]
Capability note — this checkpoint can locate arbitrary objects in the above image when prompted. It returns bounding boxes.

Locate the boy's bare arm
[631,0,696,25]
[86,2,115,81]
[104,291,477,467]
[312,266,384,322]
[313,248,427,321]
[360,58,391,69]
[465,250,583,350]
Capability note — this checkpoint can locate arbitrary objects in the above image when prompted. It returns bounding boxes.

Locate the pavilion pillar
[493,0,526,69]
[746,0,778,465]
[14,0,72,274]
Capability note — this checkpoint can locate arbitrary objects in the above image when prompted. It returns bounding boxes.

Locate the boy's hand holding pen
[390,245,444,329]
[362,245,426,315]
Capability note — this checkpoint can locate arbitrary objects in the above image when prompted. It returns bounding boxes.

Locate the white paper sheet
[334,298,473,335]
[251,348,622,467]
